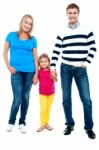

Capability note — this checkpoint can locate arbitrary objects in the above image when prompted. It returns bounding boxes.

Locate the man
[50,3,96,139]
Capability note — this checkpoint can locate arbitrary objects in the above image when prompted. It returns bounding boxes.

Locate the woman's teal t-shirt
[6,31,37,72]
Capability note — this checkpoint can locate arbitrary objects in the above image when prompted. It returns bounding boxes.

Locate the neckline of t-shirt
[16,32,30,41]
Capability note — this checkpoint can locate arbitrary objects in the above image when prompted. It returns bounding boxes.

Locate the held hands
[50,70,58,82]
[32,72,38,84]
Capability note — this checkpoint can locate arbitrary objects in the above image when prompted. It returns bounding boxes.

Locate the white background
[0,0,98,149]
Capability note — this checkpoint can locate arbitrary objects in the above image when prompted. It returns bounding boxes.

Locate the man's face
[66,8,79,24]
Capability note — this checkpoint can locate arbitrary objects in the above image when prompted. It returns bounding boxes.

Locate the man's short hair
[66,3,80,13]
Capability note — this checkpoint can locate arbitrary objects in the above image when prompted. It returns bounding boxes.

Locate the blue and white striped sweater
[51,24,96,69]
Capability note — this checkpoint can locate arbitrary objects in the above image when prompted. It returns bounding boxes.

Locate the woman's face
[21,17,33,33]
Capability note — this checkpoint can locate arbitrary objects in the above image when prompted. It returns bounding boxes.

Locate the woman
[3,14,38,133]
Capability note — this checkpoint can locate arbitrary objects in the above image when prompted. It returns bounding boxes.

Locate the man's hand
[81,64,87,69]
[50,70,58,82]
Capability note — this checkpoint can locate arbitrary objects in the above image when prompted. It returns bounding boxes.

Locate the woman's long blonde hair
[19,14,34,38]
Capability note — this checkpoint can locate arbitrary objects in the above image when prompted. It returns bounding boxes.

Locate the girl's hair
[19,14,34,38]
[39,53,50,64]
[66,3,80,13]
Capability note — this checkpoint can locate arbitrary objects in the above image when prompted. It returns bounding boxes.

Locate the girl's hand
[32,72,38,84]
[52,76,58,82]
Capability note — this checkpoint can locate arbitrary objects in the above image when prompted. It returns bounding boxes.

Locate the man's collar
[67,22,80,29]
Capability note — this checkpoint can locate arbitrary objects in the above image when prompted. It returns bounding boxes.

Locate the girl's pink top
[38,69,55,95]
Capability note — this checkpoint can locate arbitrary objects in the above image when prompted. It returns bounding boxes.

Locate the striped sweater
[51,24,96,69]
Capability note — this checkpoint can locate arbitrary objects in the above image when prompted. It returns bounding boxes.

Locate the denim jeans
[9,72,35,125]
[60,63,94,130]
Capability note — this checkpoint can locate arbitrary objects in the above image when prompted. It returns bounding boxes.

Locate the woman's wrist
[35,70,39,74]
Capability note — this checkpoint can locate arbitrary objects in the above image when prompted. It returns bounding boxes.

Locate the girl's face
[39,57,50,69]
[21,17,33,33]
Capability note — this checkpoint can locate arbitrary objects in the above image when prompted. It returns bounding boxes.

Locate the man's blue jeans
[9,72,35,125]
[60,63,94,130]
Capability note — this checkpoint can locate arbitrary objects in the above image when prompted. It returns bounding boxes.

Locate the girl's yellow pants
[39,94,54,126]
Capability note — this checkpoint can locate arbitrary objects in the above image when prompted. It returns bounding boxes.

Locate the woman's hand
[8,65,16,74]
[32,72,38,84]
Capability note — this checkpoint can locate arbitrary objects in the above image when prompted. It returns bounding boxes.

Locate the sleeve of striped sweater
[84,31,97,67]
[50,34,63,70]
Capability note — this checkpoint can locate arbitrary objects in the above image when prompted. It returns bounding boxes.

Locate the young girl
[37,53,57,132]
